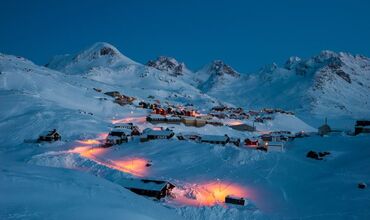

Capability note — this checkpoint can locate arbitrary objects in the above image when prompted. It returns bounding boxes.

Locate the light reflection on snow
[172,181,248,206]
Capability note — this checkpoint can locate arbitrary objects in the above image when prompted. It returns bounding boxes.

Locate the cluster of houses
[105,123,141,146]
[146,114,224,127]
[103,91,136,106]
[138,101,198,117]
[176,130,295,152]
[209,106,293,124]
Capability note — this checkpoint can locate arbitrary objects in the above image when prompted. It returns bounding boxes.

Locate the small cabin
[200,135,229,145]
[355,120,370,135]
[117,178,175,199]
[38,129,61,142]
[225,195,245,206]
[143,128,174,139]
[245,138,259,147]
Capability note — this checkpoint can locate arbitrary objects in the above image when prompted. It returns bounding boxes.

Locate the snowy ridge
[200,51,370,119]
[46,42,138,74]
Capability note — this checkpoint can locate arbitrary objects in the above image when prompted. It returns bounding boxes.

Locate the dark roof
[117,178,174,191]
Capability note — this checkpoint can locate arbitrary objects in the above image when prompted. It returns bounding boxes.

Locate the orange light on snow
[172,181,248,206]
[76,139,101,145]
[113,157,149,177]
[112,116,146,124]
[69,145,149,177]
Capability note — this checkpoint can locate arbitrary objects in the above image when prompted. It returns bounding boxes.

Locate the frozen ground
[1,48,370,219]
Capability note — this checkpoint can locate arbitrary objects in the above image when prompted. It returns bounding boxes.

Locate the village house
[166,116,182,124]
[143,128,174,139]
[200,135,230,145]
[182,117,206,127]
[146,114,166,123]
[354,120,370,135]
[244,138,259,147]
[225,195,245,206]
[206,119,224,126]
[105,128,130,146]
[114,122,138,130]
[117,178,175,199]
[38,129,61,142]
[229,123,255,132]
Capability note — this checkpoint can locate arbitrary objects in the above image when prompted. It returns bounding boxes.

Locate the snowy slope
[199,51,370,119]
[1,44,370,220]
[46,43,218,108]
[46,42,138,74]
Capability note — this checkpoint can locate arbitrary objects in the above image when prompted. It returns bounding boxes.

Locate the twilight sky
[1,0,370,72]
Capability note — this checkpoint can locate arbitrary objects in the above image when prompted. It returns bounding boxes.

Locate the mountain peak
[46,42,137,74]
[146,56,188,76]
[206,60,240,77]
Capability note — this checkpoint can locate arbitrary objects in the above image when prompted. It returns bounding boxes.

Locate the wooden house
[114,123,138,130]
[38,129,61,142]
[225,195,245,206]
[143,128,174,139]
[117,178,175,199]
[106,128,129,146]
[355,120,370,135]
[200,135,229,145]
[146,114,166,123]
[166,116,181,124]
[245,138,259,147]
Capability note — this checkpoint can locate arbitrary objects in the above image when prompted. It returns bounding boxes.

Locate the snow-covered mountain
[146,56,191,76]
[46,42,138,74]
[2,43,370,220]
[45,43,218,108]
[200,51,370,118]
[197,60,240,92]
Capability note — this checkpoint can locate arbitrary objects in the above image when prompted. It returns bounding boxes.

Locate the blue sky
[1,0,370,72]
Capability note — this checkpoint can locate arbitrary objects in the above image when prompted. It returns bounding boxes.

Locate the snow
[1,44,370,219]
